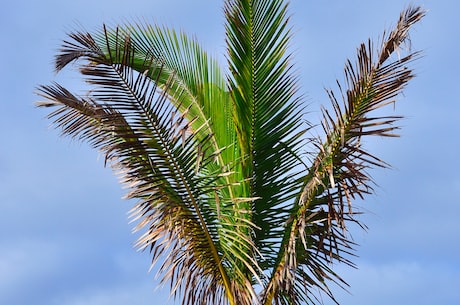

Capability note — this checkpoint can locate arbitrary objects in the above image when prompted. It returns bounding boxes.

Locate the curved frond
[36,33,251,305]
[264,6,425,304]
[56,24,236,165]
[109,23,237,163]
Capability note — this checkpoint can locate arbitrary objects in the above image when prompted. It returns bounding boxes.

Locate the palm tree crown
[37,1,424,304]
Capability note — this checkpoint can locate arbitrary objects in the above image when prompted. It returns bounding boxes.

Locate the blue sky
[1,1,459,304]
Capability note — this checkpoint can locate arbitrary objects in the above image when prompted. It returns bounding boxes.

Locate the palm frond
[106,23,237,163]
[225,0,307,277]
[57,24,235,161]
[36,31,252,305]
[93,27,264,297]
[264,6,425,304]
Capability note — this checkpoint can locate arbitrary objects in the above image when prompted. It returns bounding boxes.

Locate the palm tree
[37,1,424,304]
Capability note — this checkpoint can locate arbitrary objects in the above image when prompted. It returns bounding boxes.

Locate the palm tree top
[37,1,424,304]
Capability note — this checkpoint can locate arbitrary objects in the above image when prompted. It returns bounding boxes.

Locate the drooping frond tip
[379,5,425,64]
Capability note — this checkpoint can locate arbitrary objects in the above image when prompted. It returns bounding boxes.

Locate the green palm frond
[225,0,306,274]
[57,24,235,163]
[264,6,424,305]
[115,24,236,161]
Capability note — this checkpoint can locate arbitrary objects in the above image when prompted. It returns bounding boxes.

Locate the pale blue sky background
[1,1,459,304]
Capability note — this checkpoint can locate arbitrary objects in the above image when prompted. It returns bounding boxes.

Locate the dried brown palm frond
[263,6,425,305]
